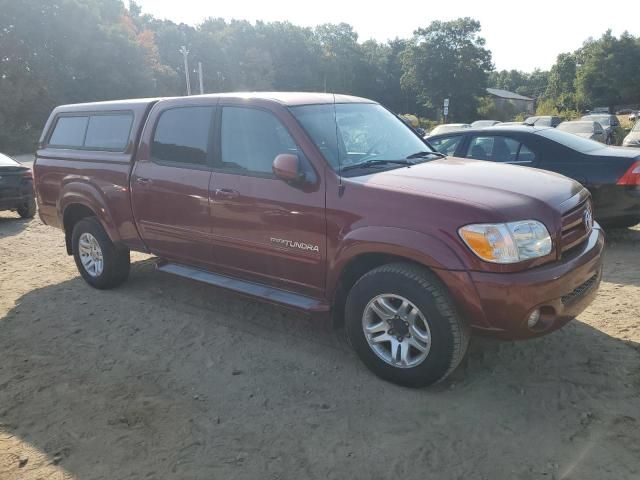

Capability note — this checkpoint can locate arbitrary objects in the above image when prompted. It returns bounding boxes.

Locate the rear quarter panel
[34,100,156,250]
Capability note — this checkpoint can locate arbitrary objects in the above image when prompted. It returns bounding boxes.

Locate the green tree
[545,53,577,109]
[575,31,640,110]
[401,18,493,121]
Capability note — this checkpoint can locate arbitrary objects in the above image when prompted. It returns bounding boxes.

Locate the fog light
[527,309,541,328]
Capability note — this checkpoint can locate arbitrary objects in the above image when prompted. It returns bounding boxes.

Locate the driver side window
[219,107,300,176]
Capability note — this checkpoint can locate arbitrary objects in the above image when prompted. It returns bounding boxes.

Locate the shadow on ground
[1,258,639,479]
[0,214,32,239]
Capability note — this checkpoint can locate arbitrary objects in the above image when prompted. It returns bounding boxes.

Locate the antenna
[333,93,344,194]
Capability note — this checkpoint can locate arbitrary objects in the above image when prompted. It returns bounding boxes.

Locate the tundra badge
[270,237,319,252]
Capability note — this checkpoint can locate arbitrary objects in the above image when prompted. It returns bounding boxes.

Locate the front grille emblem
[583,207,593,231]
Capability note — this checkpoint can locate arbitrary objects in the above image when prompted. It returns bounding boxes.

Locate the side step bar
[156,262,330,313]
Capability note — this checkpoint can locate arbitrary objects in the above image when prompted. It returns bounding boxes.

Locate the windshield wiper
[406,150,447,159]
[341,159,414,172]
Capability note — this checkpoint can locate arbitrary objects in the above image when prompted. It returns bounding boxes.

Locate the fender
[327,225,468,296]
[58,179,121,243]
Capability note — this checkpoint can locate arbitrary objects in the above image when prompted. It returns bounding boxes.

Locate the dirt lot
[1,213,639,480]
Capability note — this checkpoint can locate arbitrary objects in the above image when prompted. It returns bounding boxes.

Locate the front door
[209,105,326,298]
[131,103,216,268]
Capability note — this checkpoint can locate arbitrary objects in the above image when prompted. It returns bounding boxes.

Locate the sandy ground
[0,212,639,480]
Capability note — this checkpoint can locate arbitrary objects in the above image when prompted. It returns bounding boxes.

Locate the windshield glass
[537,127,605,153]
[583,115,610,126]
[290,103,430,172]
[558,122,593,134]
[0,153,19,166]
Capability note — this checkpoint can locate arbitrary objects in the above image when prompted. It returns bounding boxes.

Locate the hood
[348,157,584,221]
[623,130,640,146]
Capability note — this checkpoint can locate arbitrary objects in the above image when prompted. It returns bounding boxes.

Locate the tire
[345,262,470,388]
[71,217,130,289]
[17,197,36,218]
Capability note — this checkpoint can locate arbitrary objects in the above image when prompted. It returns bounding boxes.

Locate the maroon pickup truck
[34,92,604,387]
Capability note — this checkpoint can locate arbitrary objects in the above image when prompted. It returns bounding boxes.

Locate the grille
[560,199,592,256]
[561,274,598,305]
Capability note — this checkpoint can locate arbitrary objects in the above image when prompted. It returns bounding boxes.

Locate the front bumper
[437,226,605,340]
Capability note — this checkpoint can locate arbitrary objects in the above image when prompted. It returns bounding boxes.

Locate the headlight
[459,220,552,264]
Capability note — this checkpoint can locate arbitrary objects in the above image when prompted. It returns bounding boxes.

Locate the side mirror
[273,153,305,184]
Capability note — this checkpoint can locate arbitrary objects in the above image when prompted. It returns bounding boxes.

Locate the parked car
[470,120,501,128]
[557,120,607,143]
[580,114,624,145]
[427,125,640,228]
[35,93,605,387]
[622,121,640,148]
[0,152,36,218]
[499,121,525,126]
[590,107,610,114]
[427,123,471,137]
[524,116,562,127]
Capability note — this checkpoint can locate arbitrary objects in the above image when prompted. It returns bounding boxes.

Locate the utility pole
[179,45,191,96]
[198,61,204,95]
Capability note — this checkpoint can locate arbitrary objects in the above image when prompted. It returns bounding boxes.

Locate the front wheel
[345,263,470,388]
[72,217,130,289]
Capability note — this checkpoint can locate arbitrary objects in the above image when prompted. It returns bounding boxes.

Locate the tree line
[1,0,640,153]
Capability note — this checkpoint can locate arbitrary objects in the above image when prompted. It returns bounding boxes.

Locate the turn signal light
[617,161,640,186]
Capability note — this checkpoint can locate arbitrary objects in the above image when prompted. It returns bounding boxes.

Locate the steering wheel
[358,135,390,162]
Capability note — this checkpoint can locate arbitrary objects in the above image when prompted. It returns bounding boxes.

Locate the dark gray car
[580,114,623,145]
[0,153,36,218]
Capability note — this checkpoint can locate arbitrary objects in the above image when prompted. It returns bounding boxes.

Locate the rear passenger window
[429,136,462,156]
[84,114,133,150]
[49,116,89,147]
[517,144,536,164]
[220,107,299,175]
[466,136,533,164]
[152,107,213,166]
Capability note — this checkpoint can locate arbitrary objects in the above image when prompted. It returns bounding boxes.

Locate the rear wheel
[345,262,470,387]
[17,197,36,218]
[72,217,130,289]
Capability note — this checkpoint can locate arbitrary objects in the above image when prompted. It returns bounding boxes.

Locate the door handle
[214,188,240,200]
[135,177,152,185]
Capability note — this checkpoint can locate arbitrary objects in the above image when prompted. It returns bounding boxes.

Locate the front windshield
[558,122,593,134]
[584,115,610,126]
[290,103,431,172]
[0,153,19,166]
[537,127,605,153]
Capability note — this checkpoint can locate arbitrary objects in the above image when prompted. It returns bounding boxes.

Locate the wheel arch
[328,227,467,327]
[60,184,120,255]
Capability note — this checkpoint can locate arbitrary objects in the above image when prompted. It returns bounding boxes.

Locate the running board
[156,262,330,313]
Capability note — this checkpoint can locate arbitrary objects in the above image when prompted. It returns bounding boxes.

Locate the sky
[135,0,639,72]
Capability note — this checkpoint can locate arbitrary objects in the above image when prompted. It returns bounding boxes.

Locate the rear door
[131,100,217,268]
[208,103,326,298]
